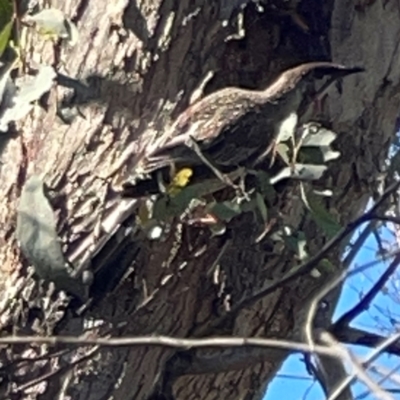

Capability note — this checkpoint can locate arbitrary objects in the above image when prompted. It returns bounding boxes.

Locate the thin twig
[2,346,100,400]
[326,331,400,400]
[194,181,400,336]
[357,364,400,399]
[333,252,400,329]
[321,332,394,400]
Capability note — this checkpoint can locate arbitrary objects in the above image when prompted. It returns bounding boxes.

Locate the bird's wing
[150,92,258,156]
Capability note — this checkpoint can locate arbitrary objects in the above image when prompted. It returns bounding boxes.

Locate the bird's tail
[120,177,163,198]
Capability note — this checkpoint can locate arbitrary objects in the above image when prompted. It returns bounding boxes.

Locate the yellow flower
[168,168,193,196]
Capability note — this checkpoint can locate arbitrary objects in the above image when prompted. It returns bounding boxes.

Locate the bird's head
[264,61,364,112]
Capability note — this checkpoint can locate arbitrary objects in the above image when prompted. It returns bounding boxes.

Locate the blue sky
[265,225,400,400]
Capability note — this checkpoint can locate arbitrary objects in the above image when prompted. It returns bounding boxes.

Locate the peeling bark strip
[0,0,397,399]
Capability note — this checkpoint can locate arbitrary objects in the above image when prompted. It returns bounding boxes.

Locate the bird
[120,62,363,198]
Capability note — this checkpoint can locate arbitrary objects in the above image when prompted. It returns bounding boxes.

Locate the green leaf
[152,196,170,221]
[150,168,246,222]
[254,170,276,201]
[209,221,227,236]
[0,65,57,132]
[18,65,56,103]
[319,147,340,162]
[25,8,79,44]
[318,258,336,273]
[0,20,12,57]
[0,0,12,28]
[270,164,327,185]
[299,147,340,164]
[300,185,342,239]
[0,0,13,58]
[209,200,241,221]
[282,230,308,261]
[301,125,337,147]
[298,125,340,163]
[152,191,192,221]
[255,192,268,222]
[275,142,290,164]
[275,111,298,144]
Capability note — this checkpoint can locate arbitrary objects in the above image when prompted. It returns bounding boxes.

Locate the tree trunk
[1,0,398,399]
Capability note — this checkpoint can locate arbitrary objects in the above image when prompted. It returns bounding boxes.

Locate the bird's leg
[187,135,249,200]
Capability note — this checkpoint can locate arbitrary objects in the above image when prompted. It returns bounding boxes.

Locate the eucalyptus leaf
[270,164,327,185]
[147,168,247,222]
[152,186,206,221]
[25,8,79,44]
[298,124,340,162]
[313,189,333,197]
[26,8,68,35]
[275,111,298,144]
[16,175,86,299]
[282,230,308,261]
[152,196,177,221]
[256,192,268,222]
[180,168,242,198]
[253,170,276,202]
[275,142,290,164]
[169,185,203,216]
[18,65,56,103]
[0,65,56,132]
[301,125,337,147]
[0,21,12,57]
[298,147,324,164]
[299,146,341,164]
[0,101,32,132]
[0,64,21,132]
[0,0,12,20]
[300,185,342,239]
[239,196,255,212]
[319,147,340,162]
[318,258,336,273]
[0,61,14,105]
[209,221,227,236]
[0,0,12,36]
[209,200,242,221]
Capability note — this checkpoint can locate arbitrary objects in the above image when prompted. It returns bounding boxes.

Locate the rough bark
[0,0,399,399]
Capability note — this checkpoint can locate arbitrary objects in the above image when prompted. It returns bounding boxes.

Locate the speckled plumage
[122,62,363,198]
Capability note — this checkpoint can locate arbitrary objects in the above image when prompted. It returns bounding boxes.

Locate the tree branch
[332,253,400,329]
[193,181,400,336]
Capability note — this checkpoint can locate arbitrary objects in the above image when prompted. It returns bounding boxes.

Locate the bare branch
[325,331,400,400]
[333,253,400,329]
[194,181,400,336]
[0,334,345,357]
[330,326,400,357]
[321,332,393,400]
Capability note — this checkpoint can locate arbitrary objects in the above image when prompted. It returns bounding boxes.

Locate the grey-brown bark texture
[0,0,399,399]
